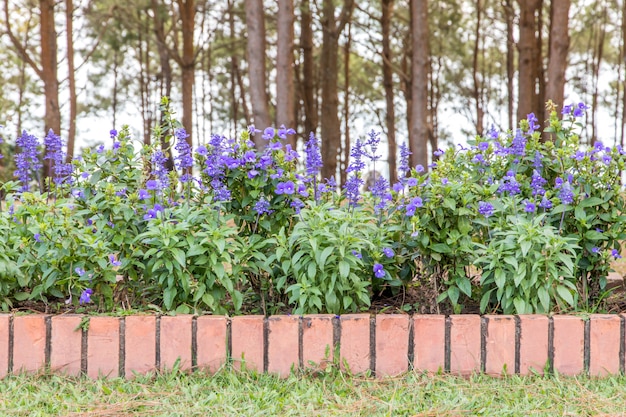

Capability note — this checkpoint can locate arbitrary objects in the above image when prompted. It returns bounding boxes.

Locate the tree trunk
[517,0,543,122]
[621,0,626,149]
[276,0,296,148]
[591,3,607,146]
[65,0,77,162]
[300,0,317,138]
[320,0,354,182]
[504,0,515,131]
[472,0,484,135]
[341,21,352,187]
[409,0,431,170]
[382,0,397,185]
[245,0,271,147]
[544,0,571,124]
[178,0,195,148]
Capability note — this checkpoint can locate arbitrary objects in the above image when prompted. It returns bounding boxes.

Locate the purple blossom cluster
[14,130,43,191]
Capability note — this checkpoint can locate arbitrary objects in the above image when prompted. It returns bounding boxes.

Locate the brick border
[0,314,624,378]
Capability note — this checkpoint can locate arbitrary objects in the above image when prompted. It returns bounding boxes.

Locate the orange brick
[124,316,156,377]
[13,315,47,374]
[231,316,264,372]
[302,315,334,370]
[553,315,584,376]
[340,314,371,374]
[484,315,516,375]
[87,317,120,378]
[0,315,10,378]
[50,316,83,376]
[196,316,228,374]
[267,316,299,377]
[375,315,409,377]
[449,315,481,375]
[518,315,549,375]
[413,315,445,373]
[589,314,621,376]
[160,315,193,372]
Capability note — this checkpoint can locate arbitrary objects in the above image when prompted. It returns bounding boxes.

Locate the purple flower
[290,198,305,213]
[277,125,296,139]
[602,154,612,165]
[110,129,118,138]
[79,288,93,304]
[151,150,170,189]
[351,250,362,259]
[530,170,547,196]
[34,233,41,242]
[174,129,193,181]
[305,133,323,180]
[373,263,386,279]
[146,180,158,190]
[573,102,589,118]
[14,130,42,191]
[478,141,490,151]
[275,181,295,195]
[612,249,622,259]
[498,171,520,195]
[75,267,85,277]
[138,189,150,200]
[524,201,536,213]
[262,127,275,140]
[487,125,499,140]
[562,104,572,115]
[392,182,403,193]
[254,198,273,215]
[196,145,208,156]
[44,130,73,185]
[383,248,394,258]
[478,201,494,218]
[109,255,122,267]
[415,164,425,173]
[539,196,553,209]
[526,113,540,133]
[559,182,574,205]
[434,149,444,157]
[398,142,411,180]
[591,247,600,254]
[441,178,449,185]
[297,183,309,197]
[407,177,418,187]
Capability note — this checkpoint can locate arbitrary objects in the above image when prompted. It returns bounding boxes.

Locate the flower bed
[0,99,625,317]
[1,313,624,379]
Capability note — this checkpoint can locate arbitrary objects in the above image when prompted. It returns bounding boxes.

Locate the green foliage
[275,203,375,314]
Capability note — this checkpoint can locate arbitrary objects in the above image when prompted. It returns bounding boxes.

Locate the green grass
[1,367,626,416]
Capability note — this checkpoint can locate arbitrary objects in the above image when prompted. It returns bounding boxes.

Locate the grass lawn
[1,367,626,416]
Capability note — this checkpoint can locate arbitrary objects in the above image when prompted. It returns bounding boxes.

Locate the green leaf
[171,248,186,268]
[494,268,506,289]
[163,287,176,310]
[584,230,607,241]
[447,286,460,305]
[513,297,527,314]
[338,260,350,279]
[430,243,452,254]
[579,197,604,208]
[556,285,574,306]
[457,276,472,297]
[318,246,334,270]
[574,206,586,222]
[538,286,550,312]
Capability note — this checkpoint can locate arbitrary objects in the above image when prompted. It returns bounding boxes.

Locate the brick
[302,315,334,370]
[267,316,299,377]
[50,316,83,376]
[13,315,47,374]
[340,314,371,374]
[484,315,515,375]
[196,316,227,374]
[125,316,156,377]
[160,315,193,372]
[449,315,481,375]
[553,315,584,376]
[231,316,264,372]
[87,317,120,378]
[519,315,549,375]
[0,315,10,378]
[413,315,445,373]
[375,315,409,377]
[589,314,621,376]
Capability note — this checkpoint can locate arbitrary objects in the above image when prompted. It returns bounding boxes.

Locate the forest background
[0,0,624,183]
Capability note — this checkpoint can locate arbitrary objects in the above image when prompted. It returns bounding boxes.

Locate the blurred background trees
[1,0,625,181]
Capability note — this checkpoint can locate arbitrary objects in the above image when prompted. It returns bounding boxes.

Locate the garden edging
[1,313,623,378]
